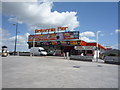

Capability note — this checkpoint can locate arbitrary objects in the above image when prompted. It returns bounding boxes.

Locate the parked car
[104,56,120,65]
[47,50,55,56]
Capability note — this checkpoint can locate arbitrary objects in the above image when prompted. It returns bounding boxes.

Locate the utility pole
[13,23,18,56]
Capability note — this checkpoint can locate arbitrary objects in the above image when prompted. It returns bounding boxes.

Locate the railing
[9,52,30,56]
[70,55,93,61]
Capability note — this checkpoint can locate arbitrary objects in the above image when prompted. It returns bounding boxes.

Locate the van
[30,47,47,56]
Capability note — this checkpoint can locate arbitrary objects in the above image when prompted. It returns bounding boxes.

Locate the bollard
[17,52,19,56]
[66,52,69,60]
[63,52,66,59]
[30,53,33,56]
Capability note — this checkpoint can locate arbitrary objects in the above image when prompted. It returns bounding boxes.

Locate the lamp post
[13,23,18,56]
[32,36,36,56]
[33,38,35,47]
[96,31,101,62]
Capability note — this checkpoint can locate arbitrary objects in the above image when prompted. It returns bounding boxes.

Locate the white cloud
[2,28,30,52]
[80,36,96,42]
[80,31,95,37]
[79,31,96,42]
[115,29,120,33]
[3,2,79,31]
[8,17,23,24]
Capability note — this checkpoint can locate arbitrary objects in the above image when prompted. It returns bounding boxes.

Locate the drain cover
[73,66,80,68]
[97,65,102,67]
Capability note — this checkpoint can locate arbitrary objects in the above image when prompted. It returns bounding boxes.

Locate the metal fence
[70,55,93,61]
[9,52,30,56]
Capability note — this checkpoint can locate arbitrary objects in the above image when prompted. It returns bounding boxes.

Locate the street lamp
[33,38,35,47]
[96,31,101,62]
[13,23,18,56]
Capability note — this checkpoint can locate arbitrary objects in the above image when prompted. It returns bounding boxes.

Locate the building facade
[27,29,106,57]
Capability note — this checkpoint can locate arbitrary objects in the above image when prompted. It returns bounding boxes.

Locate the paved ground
[2,56,118,88]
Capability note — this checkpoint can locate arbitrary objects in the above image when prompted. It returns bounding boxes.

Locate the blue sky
[2,2,119,51]
[52,2,118,46]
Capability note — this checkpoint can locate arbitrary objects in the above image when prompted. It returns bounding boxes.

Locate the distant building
[104,46,112,50]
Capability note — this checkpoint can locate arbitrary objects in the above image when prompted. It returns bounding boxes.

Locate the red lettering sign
[35,27,68,33]
[58,27,68,31]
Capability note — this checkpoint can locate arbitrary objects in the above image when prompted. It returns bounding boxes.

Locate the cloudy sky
[1,0,119,51]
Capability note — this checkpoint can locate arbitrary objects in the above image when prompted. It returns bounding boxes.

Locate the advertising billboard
[60,41,67,45]
[56,33,64,40]
[28,34,56,41]
[70,41,78,45]
[51,41,58,45]
[63,31,79,40]
[48,34,56,40]
[28,31,79,41]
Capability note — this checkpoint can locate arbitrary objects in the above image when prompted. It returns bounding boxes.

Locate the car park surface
[2,56,118,88]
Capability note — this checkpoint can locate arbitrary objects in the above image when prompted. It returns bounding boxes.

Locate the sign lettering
[35,27,68,33]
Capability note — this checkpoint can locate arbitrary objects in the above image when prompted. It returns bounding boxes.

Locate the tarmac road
[2,56,118,88]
